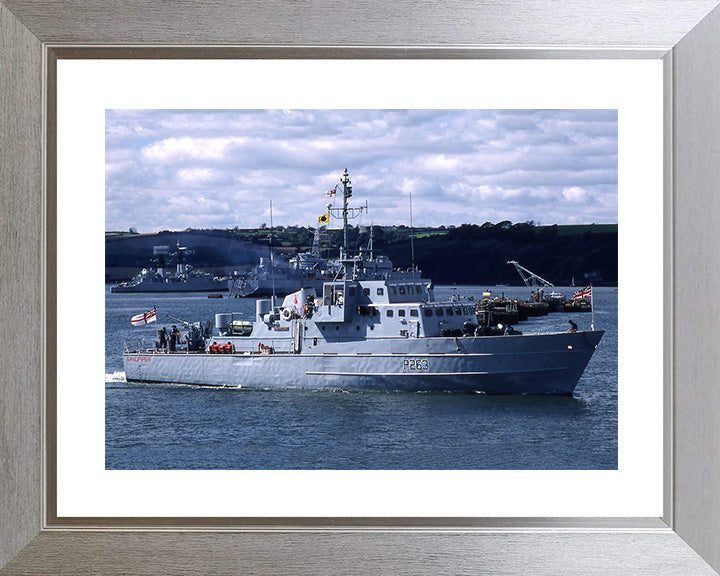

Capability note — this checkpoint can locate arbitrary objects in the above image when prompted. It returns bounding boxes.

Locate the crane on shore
[507,260,555,287]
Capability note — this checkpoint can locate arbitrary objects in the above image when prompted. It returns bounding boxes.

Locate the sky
[105,109,618,232]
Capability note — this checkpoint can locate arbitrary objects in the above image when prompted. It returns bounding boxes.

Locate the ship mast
[269,200,276,301]
[327,168,367,274]
[341,168,351,254]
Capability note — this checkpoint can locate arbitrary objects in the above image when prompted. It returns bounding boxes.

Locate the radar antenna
[507,260,555,287]
[326,168,368,258]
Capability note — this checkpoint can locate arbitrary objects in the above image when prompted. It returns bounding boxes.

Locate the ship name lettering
[128,356,152,362]
[403,358,429,371]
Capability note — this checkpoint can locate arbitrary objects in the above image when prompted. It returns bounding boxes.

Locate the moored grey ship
[111,243,228,293]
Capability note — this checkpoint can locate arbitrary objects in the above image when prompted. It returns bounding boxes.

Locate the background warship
[229,221,425,297]
[111,242,229,293]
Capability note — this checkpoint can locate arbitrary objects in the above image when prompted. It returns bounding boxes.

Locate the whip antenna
[269,200,275,302]
[409,191,416,279]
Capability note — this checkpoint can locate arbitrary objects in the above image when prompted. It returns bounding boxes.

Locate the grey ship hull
[233,277,322,297]
[124,330,603,394]
[111,278,228,293]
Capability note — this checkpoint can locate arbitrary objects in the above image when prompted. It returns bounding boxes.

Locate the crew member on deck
[567,320,578,332]
[158,326,168,350]
[169,325,179,351]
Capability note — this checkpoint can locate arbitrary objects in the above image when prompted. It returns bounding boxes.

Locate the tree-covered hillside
[376,222,617,286]
[106,221,618,286]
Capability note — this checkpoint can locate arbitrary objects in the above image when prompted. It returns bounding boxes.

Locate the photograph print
[105,109,618,471]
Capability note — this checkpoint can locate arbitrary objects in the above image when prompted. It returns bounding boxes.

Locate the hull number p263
[403,358,429,371]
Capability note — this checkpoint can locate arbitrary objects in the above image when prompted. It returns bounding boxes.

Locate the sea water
[105,285,617,470]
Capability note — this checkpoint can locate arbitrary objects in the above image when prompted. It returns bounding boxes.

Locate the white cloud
[177,168,213,184]
[142,136,247,161]
[105,109,618,232]
[562,186,588,203]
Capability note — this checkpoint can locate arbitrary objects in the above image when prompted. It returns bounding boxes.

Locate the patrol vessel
[123,170,604,394]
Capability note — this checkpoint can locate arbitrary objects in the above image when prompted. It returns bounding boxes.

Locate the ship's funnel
[256,299,273,320]
[215,313,232,335]
[153,245,170,277]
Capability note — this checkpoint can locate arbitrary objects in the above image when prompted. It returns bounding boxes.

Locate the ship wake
[105,371,127,383]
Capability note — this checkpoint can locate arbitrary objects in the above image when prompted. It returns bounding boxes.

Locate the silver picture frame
[2,1,720,573]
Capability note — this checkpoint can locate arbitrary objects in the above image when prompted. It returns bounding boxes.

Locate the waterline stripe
[306,366,569,377]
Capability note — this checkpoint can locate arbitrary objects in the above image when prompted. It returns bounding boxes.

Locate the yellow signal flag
[318,213,330,224]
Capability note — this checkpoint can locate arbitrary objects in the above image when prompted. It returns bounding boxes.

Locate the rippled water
[105,285,617,470]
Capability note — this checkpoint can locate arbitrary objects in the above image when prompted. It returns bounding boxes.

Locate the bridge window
[377,287,384,295]
[386,309,394,317]
[446,307,454,315]
[399,286,406,294]
[398,309,406,317]
[363,288,370,296]
[455,307,462,315]
[410,309,419,317]
[424,308,433,317]
[407,286,414,294]
[436,308,444,317]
